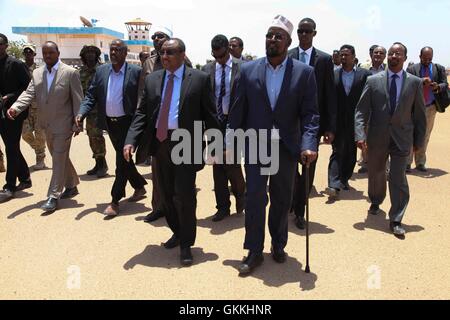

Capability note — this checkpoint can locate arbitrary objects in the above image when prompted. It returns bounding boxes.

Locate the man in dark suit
[406,47,448,172]
[0,33,32,203]
[229,37,245,61]
[325,45,371,198]
[77,39,147,216]
[228,15,319,275]
[288,17,337,229]
[123,38,219,266]
[201,35,245,222]
[355,43,426,237]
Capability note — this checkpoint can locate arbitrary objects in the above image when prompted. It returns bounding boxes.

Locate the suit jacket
[288,47,337,135]
[79,63,142,130]
[125,66,220,171]
[334,67,371,141]
[355,70,426,152]
[11,62,83,134]
[228,57,320,159]
[0,55,30,120]
[201,57,242,122]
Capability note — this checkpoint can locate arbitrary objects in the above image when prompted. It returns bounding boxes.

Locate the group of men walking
[0,13,448,275]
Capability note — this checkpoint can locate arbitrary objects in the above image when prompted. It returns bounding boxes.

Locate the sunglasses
[297,29,314,34]
[265,33,285,41]
[160,49,180,56]
[152,33,167,40]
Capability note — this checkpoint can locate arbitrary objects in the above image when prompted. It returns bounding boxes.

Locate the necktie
[217,64,226,122]
[300,51,307,63]
[156,73,175,142]
[389,74,398,115]
[423,66,431,104]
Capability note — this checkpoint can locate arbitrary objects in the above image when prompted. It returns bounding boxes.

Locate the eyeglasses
[152,33,167,40]
[297,29,314,34]
[265,33,285,41]
[160,49,179,56]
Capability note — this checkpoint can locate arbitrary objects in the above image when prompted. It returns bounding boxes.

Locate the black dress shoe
[295,216,306,230]
[271,247,287,263]
[236,198,245,215]
[180,247,193,266]
[238,252,264,275]
[390,222,406,237]
[368,204,380,215]
[212,211,230,222]
[342,182,350,190]
[41,197,58,212]
[406,165,412,173]
[325,187,339,197]
[60,187,79,199]
[16,179,32,191]
[0,189,14,203]
[416,164,427,172]
[163,234,180,249]
[144,210,164,223]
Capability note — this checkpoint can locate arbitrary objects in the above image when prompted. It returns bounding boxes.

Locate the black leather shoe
[144,210,165,223]
[295,216,306,230]
[180,247,193,266]
[41,197,58,212]
[271,246,287,263]
[238,252,264,275]
[368,204,380,215]
[163,234,180,249]
[236,198,245,215]
[212,211,230,222]
[390,222,406,237]
[358,167,368,174]
[60,187,79,199]
[416,164,427,172]
[342,182,350,190]
[406,165,412,173]
[0,189,14,203]
[16,179,32,191]
[325,187,339,198]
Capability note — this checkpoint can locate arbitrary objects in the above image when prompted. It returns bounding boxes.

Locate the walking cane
[304,161,311,274]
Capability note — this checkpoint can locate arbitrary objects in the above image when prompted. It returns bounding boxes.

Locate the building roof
[125,18,151,25]
[12,26,123,39]
[124,40,154,46]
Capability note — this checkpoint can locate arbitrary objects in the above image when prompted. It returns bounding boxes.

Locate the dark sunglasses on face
[152,33,167,40]
[160,49,179,56]
[297,29,314,34]
[265,33,285,41]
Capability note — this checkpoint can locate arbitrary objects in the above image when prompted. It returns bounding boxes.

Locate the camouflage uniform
[21,63,46,163]
[80,63,106,159]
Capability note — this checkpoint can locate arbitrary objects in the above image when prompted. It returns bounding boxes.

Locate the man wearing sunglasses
[288,17,337,230]
[124,38,219,266]
[201,34,246,223]
[228,15,319,275]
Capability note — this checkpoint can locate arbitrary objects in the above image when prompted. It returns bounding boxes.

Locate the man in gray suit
[355,42,426,237]
[8,41,83,213]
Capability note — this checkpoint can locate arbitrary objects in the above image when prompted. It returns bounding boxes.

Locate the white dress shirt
[156,64,184,130]
[298,46,313,66]
[106,63,126,117]
[215,56,233,115]
[45,60,60,93]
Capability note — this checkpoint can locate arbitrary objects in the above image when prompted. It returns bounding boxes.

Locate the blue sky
[1,0,449,66]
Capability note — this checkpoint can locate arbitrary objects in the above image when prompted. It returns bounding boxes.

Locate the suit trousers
[244,143,297,253]
[46,130,79,198]
[213,162,245,213]
[106,116,147,202]
[154,136,197,248]
[151,158,161,211]
[368,139,410,223]
[409,104,437,166]
[0,115,30,191]
[328,135,357,189]
[292,150,318,218]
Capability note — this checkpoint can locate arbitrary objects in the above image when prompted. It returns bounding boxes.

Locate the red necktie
[156,73,175,142]
[423,67,431,104]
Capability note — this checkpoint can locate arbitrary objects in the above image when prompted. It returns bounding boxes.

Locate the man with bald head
[77,39,147,216]
[9,41,83,212]
[406,46,448,172]
[229,15,319,275]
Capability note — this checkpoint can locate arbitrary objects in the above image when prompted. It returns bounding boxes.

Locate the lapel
[123,63,131,99]
[348,68,361,97]
[385,70,407,114]
[179,66,192,114]
[310,47,318,67]
[273,57,293,112]
[210,62,216,93]
[395,71,408,113]
[257,58,273,112]
[414,64,421,77]
[42,68,49,100]
[230,58,239,92]
[337,68,344,93]
[103,64,111,101]
[382,70,390,106]
[47,63,64,97]
[432,63,438,81]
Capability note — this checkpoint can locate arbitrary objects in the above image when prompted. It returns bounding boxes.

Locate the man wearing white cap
[228,15,320,275]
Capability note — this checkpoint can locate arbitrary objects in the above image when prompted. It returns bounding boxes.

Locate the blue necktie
[300,51,307,63]
[389,74,398,115]
[217,64,226,121]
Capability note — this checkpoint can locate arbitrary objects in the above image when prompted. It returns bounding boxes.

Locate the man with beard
[355,42,426,237]
[228,15,319,275]
[229,37,245,61]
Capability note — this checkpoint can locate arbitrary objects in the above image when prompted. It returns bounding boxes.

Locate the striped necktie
[217,64,226,121]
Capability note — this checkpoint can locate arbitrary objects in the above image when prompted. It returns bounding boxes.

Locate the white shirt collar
[299,46,313,56]
[388,68,404,78]
[46,60,60,74]
[216,56,233,69]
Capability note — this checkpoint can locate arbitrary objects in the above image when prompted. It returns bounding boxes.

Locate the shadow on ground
[223,254,317,291]
[197,213,245,235]
[123,244,219,270]
[288,216,335,236]
[75,201,150,220]
[408,168,448,179]
[8,199,84,219]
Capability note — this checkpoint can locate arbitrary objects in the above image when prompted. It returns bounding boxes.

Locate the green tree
[6,39,26,60]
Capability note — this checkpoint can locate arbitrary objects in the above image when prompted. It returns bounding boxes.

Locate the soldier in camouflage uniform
[21,44,47,170]
[79,45,108,178]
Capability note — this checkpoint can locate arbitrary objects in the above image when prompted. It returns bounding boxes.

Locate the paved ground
[1,111,449,300]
